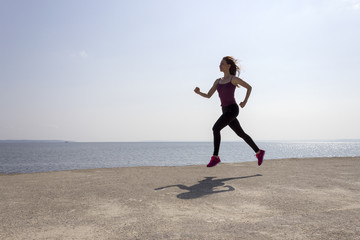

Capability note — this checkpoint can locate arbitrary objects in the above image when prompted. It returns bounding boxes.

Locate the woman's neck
[223,72,232,79]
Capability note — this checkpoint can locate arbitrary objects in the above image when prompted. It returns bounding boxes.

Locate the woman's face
[219,59,230,72]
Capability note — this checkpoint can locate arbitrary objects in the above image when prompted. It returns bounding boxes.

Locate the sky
[1,0,360,142]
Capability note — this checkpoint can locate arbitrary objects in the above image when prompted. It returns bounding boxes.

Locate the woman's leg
[228,118,260,153]
[212,110,237,156]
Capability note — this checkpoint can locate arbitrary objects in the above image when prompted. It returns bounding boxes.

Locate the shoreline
[1,156,360,176]
[1,157,359,239]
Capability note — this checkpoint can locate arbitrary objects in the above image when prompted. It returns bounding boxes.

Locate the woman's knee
[212,123,222,133]
[212,126,218,134]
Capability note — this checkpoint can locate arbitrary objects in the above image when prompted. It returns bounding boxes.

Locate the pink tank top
[217,79,236,107]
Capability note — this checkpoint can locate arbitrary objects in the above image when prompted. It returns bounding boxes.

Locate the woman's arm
[194,79,220,99]
[232,77,252,108]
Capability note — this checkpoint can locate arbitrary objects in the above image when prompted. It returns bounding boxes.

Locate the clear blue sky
[1,0,359,141]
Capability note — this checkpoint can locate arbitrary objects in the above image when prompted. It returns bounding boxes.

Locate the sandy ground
[0,157,359,240]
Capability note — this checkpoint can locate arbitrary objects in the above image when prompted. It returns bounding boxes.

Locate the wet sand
[1,157,359,240]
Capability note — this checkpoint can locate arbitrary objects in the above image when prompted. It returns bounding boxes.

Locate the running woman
[194,56,265,167]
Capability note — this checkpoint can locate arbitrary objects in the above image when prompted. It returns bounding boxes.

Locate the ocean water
[0,141,360,174]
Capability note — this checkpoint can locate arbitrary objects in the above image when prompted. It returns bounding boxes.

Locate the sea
[1,141,360,174]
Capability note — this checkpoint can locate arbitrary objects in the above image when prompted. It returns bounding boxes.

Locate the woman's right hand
[194,87,200,94]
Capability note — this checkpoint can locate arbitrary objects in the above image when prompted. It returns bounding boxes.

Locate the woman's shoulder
[231,76,241,86]
[213,78,221,85]
[231,76,251,88]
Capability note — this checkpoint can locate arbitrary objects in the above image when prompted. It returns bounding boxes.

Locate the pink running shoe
[256,150,265,166]
[207,156,221,167]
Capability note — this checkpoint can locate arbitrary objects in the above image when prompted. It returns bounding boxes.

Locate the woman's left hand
[240,101,247,108]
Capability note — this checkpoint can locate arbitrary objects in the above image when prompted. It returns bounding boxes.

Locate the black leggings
[212,104,259,156]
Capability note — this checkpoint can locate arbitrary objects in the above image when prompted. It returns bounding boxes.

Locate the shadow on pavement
[155,174,262,199]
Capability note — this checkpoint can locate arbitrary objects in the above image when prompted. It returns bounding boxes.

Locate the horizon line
[1,139,360,143]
